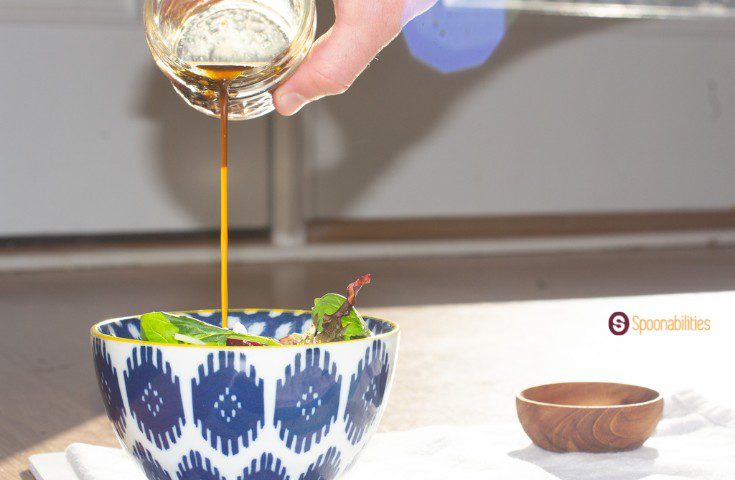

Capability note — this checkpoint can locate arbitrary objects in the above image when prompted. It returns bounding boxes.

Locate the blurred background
[1,0,734,302]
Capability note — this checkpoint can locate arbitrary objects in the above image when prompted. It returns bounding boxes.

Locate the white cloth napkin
[29,391,735,480]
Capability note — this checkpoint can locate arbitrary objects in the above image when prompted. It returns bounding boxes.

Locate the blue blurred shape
[403,1,506,74]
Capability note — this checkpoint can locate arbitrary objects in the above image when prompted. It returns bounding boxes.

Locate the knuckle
[311,62,353,95]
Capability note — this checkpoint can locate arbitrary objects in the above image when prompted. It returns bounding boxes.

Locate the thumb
[274,1,406,116]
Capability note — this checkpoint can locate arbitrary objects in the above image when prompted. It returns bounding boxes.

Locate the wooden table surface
[2,291,734,479]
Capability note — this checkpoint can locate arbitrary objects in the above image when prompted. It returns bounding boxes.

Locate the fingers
[274,0,407,116]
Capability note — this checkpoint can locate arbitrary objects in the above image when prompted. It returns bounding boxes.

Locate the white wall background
[1,6,735,238]
[306,15,735,219]
[0,6,269,237]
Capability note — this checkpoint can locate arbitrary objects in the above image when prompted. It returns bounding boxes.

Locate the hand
[274,0,437,116]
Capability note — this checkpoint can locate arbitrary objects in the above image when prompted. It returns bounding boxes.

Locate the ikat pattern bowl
[91,310,399,480]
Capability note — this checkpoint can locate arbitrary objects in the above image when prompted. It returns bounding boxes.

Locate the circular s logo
[609,312,630,336]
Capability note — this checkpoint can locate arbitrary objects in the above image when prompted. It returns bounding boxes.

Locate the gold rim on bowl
[91,308,400,349]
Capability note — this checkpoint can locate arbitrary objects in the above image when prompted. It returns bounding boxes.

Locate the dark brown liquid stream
[195,64,251,328]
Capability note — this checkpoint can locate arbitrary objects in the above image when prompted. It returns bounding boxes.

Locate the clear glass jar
[145,0,316,120]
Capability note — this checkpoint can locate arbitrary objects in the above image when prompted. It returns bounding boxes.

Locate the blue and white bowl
[91,310,399,480]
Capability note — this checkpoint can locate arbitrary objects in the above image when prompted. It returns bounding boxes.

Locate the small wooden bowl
[516,382,663,453]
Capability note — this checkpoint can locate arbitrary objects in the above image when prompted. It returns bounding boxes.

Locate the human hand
[273,0,437,116]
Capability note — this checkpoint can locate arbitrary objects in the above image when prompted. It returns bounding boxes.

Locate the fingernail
[277,92,308,116]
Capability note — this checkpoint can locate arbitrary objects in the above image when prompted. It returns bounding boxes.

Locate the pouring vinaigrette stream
[173,2,295,328]
[141,0,375,346]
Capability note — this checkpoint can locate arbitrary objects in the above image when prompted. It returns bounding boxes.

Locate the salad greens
[286,273,372,345]
[139,274,373,347]
[140,312,282,346]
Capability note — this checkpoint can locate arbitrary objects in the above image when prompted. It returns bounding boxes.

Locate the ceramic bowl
[91,310,399,480]
[516,382,663,453]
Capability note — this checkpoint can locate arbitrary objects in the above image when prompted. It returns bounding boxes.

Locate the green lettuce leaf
[312,293,346,331]
[310,274,372,343]
[140,312,179,343]
[139,312,281,346]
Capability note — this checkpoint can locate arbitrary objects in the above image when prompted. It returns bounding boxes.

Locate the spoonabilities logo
[608,312,630,336]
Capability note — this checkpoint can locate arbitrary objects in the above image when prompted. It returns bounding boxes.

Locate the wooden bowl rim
[517,382,663,409]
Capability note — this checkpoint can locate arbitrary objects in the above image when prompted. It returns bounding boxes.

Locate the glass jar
[145,0,316,120]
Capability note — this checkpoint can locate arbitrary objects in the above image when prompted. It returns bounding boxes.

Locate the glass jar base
[172,84,275,121]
